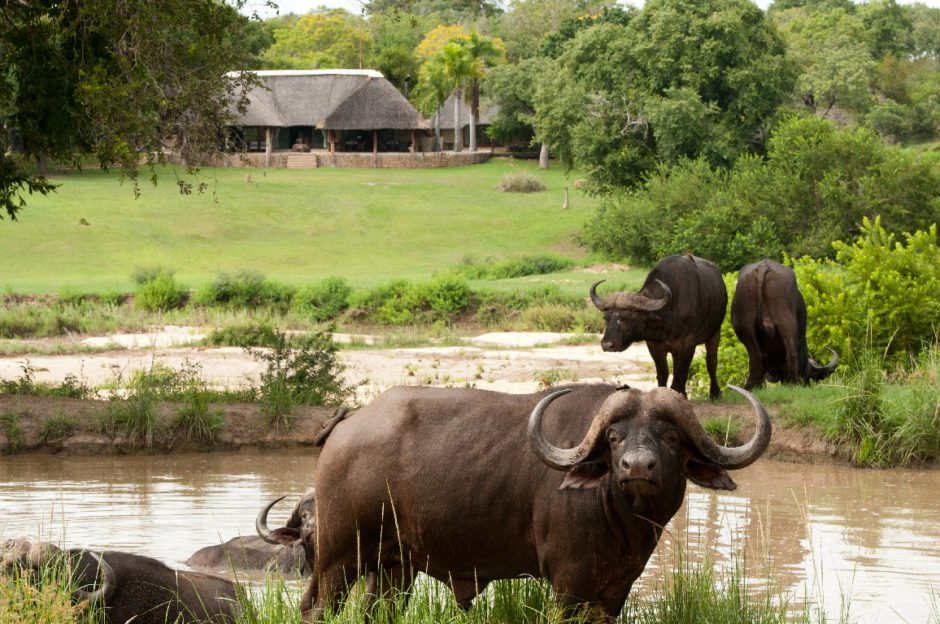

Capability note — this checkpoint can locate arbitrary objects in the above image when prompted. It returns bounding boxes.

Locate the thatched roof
[317,78,428,130]
[436,93,499,130]
[232,70,428,130]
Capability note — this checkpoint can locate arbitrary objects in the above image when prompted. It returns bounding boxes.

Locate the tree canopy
[535,0,795,190]
[0,0,260,220]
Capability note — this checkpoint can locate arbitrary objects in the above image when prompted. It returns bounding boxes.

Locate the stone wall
[176,151,490,169]
[318,151,490,169]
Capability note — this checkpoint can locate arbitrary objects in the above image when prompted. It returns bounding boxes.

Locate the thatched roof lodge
[230,69,430,163]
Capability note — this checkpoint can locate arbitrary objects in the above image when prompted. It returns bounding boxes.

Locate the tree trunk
[469,80,479,152]
[453,87,463,152]
[539,142,549,169]
[264,127,273,167]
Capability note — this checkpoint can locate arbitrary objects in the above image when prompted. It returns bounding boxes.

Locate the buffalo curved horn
[528,389,636,471]
[73,551,113,606]
[634,279,672,312]
[589,280,606,311]
[670,385,772,470]
[256,495,287,545]
[810,347,840,375]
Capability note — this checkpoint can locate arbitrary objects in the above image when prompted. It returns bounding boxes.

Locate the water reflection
[0,453,937,623]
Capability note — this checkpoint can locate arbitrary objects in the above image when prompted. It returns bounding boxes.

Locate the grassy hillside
[0,160,606,294]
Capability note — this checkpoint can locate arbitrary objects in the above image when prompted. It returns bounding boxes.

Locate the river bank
[0,393,845,463]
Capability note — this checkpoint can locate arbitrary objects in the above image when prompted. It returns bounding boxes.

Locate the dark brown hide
[299,384,770,622]
[731,259,838,389]
[592,254,727,398]
[1,539,238,624]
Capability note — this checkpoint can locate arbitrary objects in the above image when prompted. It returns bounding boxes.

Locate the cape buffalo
[1,539,239,623]
[186,536,307,576]
[186,492,316,577]
[591,254,727,398]
[298,383,770,621]
[731,259,839,389]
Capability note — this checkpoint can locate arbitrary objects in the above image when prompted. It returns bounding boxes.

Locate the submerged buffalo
[186,492,315,576]
[186,536,307,576]
[731,259,839,389]
[298,383,770,621]
[591,254,727,398]
[1,539,239,623]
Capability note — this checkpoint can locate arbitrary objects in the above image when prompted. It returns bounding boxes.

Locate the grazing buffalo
[731,259,839,389]
[591,254,727,398]
[1,539,239,623]
[298,383,770,621]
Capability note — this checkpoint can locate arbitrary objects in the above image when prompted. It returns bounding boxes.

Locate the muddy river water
[1,450,938,623]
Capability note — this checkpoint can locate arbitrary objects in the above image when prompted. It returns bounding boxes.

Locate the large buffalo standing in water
[1,539,239,623]
[297,383,771,622]
[592,254,727,398]
[731,259,839,389]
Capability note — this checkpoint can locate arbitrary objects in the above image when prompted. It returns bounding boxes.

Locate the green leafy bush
[293,277,352,322]
[195,271,294,311]
[497,172,546,193]
[135,274,188,312]
[454,255,575,280]
[582,117,940,267]
[353,276,471,325]
[251,329,354,430]
[834,344,940,467]
[792,217,940,362]
[205,322,280,348]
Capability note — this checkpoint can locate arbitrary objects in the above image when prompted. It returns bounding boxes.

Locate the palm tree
[462,31,503,152]
[412,56,451,152]
[440,41,475,152]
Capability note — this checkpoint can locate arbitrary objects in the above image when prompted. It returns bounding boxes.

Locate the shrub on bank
[454,254,575,280]
[293,277,352,322]
[793,218,940,363]
[353,276,471,325]
[195,271,294,311]
[135,274,188,312]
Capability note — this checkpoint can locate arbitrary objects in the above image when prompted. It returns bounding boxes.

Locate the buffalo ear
[559,462,609,490]
[685,458,737,491]
[268,528,301,545]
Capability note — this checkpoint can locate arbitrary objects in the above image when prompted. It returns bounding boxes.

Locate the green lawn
[1,160,612,294]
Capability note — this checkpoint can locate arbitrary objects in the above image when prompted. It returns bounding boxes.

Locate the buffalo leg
[668,344,697,398]
[451,578,487,610]
[646,342,670,388]
[704,330,721,400]
[742,341,766,390]
[366,565,413,619]
[304,564,356,623]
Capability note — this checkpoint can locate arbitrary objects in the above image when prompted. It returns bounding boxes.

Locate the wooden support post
[373,130,378,155]
[264,127,273,167]
[411,130,417,154]
[329,130,335,154]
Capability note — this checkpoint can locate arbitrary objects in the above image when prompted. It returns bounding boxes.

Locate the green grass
[2,161,603,294]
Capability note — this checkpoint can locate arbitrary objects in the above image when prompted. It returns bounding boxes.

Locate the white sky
[242,0,940,18]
